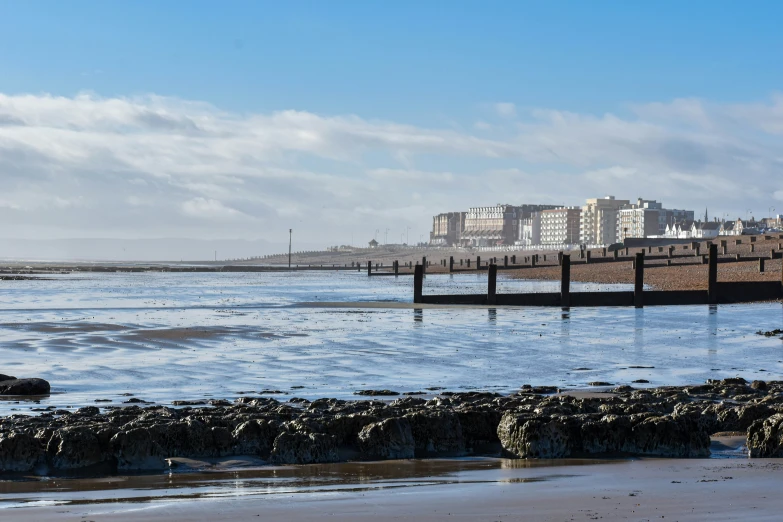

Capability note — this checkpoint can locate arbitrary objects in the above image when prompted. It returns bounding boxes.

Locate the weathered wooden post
[585,251,591,264]
[368,261,372,276]
[504,255,508,268]
[759,258,766,273]
[357,262,361,272]
[634,252,645,308]
[668,246,674,258]
[561,254,571,308]
[613,249,619,260]
[751,244,756,253]
[648,246,652,253]
[460,259,464,266]
[487,264,497,305]
[512,255,516,264]
[394,260,399,275]
[625,247,629,256]
[476,256,481,270]
[708,243,718,305]
[603,247,607,257]
[558,251,564,266]
[694,244,700,257]
[413,264,423,303]
[422,256,427,275]
[466,258,471,268]
[449,256,454,273]
[531,254,537,268]
[735,253,741,261]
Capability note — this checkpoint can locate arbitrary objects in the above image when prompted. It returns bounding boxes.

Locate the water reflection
[488,308,497,323]
[413,308,423,324]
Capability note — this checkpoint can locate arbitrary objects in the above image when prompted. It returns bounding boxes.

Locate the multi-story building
[540,207,582,246]
[517,213,542,246]
[429,212,466,246]
[579,196,629,245]
[659,208,695,235]
[616,199,663,242]
[460,204,558,246]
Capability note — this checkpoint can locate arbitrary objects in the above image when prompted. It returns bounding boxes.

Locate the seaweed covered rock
[748,414,783,457]
[269,432,339,464]
[358,417,414,460]
[0,432,44,472]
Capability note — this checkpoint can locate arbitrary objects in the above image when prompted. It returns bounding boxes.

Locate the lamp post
[288,229,292,269]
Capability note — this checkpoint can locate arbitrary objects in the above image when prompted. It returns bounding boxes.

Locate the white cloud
[0,91,782,248]
[494,102,517,119]
[181,198,245,221]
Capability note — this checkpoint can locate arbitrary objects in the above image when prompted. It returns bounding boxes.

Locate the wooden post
[694,244,700,257]
[751,244,755,253]
[512,255,516,264]
[487,264,497,305]
[368,261,372,276]
[613,249,619,260]
[476,256,481,270]
[759,258,765,273]
[625,247,629,256]
[413,264,423,303]
[357,262,361,272]
[722,245,728,255]
[394,260,399,276]
[668,246,674,258]
[634,252,645,308]
[460,259,463,266]
[504,255,508,268]
[422,256,427,275]
[602,247,607,257]
[558,251,564,266]
[466,258,470,268]
[585,251,591,264]
[531,254,537,267]
[449,256,454,273]
[561,254,571,308]
[708,243,718,305]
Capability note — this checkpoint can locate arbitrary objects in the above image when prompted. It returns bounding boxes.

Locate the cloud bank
[1,92,782,249]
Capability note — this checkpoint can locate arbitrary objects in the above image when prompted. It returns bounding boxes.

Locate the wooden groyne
[411,245,783,307]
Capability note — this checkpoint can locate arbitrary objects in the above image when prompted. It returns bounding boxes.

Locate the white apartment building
[540,207,582,246]
[579,195,629,245]
[517,213,541,246]
[617,199,662,242]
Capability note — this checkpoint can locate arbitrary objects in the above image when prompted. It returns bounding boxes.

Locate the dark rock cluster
[2,377,783,475]
[0,375,50,396]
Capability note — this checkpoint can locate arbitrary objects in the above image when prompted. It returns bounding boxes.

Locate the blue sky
[1,1,782,248]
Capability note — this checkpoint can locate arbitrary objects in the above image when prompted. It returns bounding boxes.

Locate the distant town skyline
[1,2,783,258]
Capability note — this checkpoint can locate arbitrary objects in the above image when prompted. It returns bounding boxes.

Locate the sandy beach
[6,455,783,521]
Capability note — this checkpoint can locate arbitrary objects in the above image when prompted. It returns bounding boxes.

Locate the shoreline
[5,457,783,520]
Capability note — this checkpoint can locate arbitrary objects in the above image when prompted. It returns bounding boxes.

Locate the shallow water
[0,271,782,415]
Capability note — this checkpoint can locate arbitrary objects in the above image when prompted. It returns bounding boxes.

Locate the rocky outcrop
[0,378,50,395]
[358,418,414,460]
[1,379,783,474]
[747,414,783,457]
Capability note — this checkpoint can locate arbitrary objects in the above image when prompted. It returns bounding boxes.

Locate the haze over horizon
[2,1,783,260]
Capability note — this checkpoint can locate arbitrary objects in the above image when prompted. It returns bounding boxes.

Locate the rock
[624,415,710,457]
[354,390,400,396]
[269,432,339,464]
[404,410,465,457]
[748,414,783,457]
[0,378,50,395]
[751,380,768,391]
[232,419,279,458]
[47,426,111,469]
[0,433,44,472]
[498,414,577,458]
[587,382,613,386]
[111,428,166,470]
[358,418,414,460]
[0,374,17,382]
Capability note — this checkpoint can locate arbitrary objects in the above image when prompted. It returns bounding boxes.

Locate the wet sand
[6,456,783,521]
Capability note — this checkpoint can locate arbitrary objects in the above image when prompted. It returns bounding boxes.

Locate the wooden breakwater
[411,245,783,307]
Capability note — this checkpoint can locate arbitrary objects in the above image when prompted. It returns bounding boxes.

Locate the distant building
[579,196,629,245]
[540,207,582,246]
[691,221,721,239]
[517,213,542,246]
[429,211,466,246]
[659,208,695,235]
[461,204,558,247]
[368,239,379,248]
[617,199,663,242]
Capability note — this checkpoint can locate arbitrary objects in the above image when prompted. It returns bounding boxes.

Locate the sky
[1,0,783,254]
